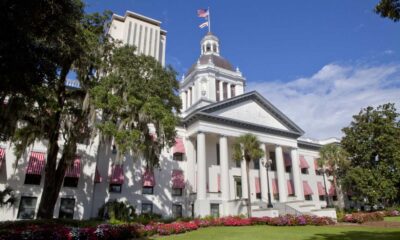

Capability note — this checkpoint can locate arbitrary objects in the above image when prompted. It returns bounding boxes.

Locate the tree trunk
[333,175,345,210]
[246,159,252,218]
[36,65,70,219]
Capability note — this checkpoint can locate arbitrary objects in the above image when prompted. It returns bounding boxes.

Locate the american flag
[197,9,209,18]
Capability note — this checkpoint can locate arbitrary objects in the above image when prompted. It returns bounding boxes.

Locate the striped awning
[172,169,185,188]
[26,152,46,175]
[94,166,102,183]
[272,178,278,194]
[284,153,292,166]
[65,157,81,178]
[110,164,124,184]
[0,148,5,170]
[299,155,310,169]
[287,180,294,195]
[303,181,313,195]
[329,184,336,196]
[173,138,185,154]
[255,177,261,194]
[317,182,325,196]
[143,169,155,187]
[314,158,320,170]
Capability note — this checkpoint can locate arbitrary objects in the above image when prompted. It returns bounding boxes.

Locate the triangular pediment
[186,91,304,135]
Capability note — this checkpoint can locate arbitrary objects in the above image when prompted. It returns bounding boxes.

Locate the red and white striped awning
[94,166,102,183]
[303,181,313,195]
[172,169,185,189]
[173,138,185,154]
[143,169,155,187]
[26,152,46,175]
[272,178,278,194]
[314,158,320,170]
[0,148,5,170]
[287,180,294,195]
[110,164,124,184]
[65,157,81,178]
[317,182,325,196]
[255,177,261,194]
[299,155,310,169]
[284,153,292,166]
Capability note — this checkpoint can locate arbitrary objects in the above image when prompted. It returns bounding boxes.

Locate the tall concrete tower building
[108,11,167,66]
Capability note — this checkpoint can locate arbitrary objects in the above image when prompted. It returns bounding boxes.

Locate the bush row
[0,215,335,239]
[340,210,399,224]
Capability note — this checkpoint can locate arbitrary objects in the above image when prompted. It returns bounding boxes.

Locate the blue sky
[85,0,400,139]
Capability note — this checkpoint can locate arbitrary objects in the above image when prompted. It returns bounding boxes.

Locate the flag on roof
[197,9,209,18]
[199,21,209,29]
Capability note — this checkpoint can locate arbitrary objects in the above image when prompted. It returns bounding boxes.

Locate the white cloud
[247,63,400,139]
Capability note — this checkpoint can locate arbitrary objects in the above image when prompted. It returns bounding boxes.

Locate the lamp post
[262,158,273,208]
[319,167,333,208]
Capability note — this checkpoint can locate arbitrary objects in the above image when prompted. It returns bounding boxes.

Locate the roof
[186,54,234,76]
[182,91,305,139]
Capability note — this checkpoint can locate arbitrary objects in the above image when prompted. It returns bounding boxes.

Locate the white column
[196,132,206,200]
[291,148,303,200]
[181,91,187,111]
[227,83,231,99]
[187,88,191,108]
[275,145,287,202]
[259,144,268,202]
[241,154,248,199]
[219,80,224,101]
[220,135,230,201]
[191,85,196,105]
[186,138,196,193]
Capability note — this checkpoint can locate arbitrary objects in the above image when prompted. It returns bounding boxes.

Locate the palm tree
[233,133,264,218]
[318,143,349,210]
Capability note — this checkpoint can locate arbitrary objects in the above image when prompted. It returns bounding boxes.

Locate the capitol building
[0,11,338,221]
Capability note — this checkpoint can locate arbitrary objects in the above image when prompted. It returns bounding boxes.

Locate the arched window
[206,43,211,52]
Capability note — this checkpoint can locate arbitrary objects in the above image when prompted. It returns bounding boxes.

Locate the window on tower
[206,44,211,52]
[231,85,236,97]
[223,82,228,100]
[216,80,220,101]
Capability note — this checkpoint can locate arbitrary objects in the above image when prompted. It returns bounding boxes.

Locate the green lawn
[385,216,400,222]
[155,225,400,240]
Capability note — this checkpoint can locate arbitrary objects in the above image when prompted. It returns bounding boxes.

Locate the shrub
[97,200,136,222]
[342,212,384,223]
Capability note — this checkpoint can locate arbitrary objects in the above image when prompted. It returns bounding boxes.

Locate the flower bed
[342,212,385,224]
[0,215,335,239]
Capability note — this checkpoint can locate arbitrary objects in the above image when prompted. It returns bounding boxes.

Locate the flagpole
[208,7,211,33]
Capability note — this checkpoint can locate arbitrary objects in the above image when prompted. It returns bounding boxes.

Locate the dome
[186,54,234,76]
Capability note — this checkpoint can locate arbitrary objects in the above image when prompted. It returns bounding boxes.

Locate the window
[216,80,220,101]
[269,152,276,171]
[285,165,292,173]
[315,169,321,175]
[172,188,183,196]
[109,184,122,193]
[59,198,75,219]
[234,177,242,198]
[254,159,260,170]
[172,204,183,218]
[230,85,236,97]
[305,195,313,201]
[24,174,41,185]
[142,186,154,195]
[17,197,37,219]
[210,204,220,218]
[273,194,279,201]
[319,195,325,201]
[223,82,228,100]
[173,153,183,161]
[256,192,262,199]
[235,160,241,168]
[301,168,309,174]
[63,177,79,188]
[216,144,220,165]
[332,195,338,201]
[142,203,153,214]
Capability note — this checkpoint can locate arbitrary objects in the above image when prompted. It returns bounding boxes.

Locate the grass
[385,216,400,222]
[155,225,400,240]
